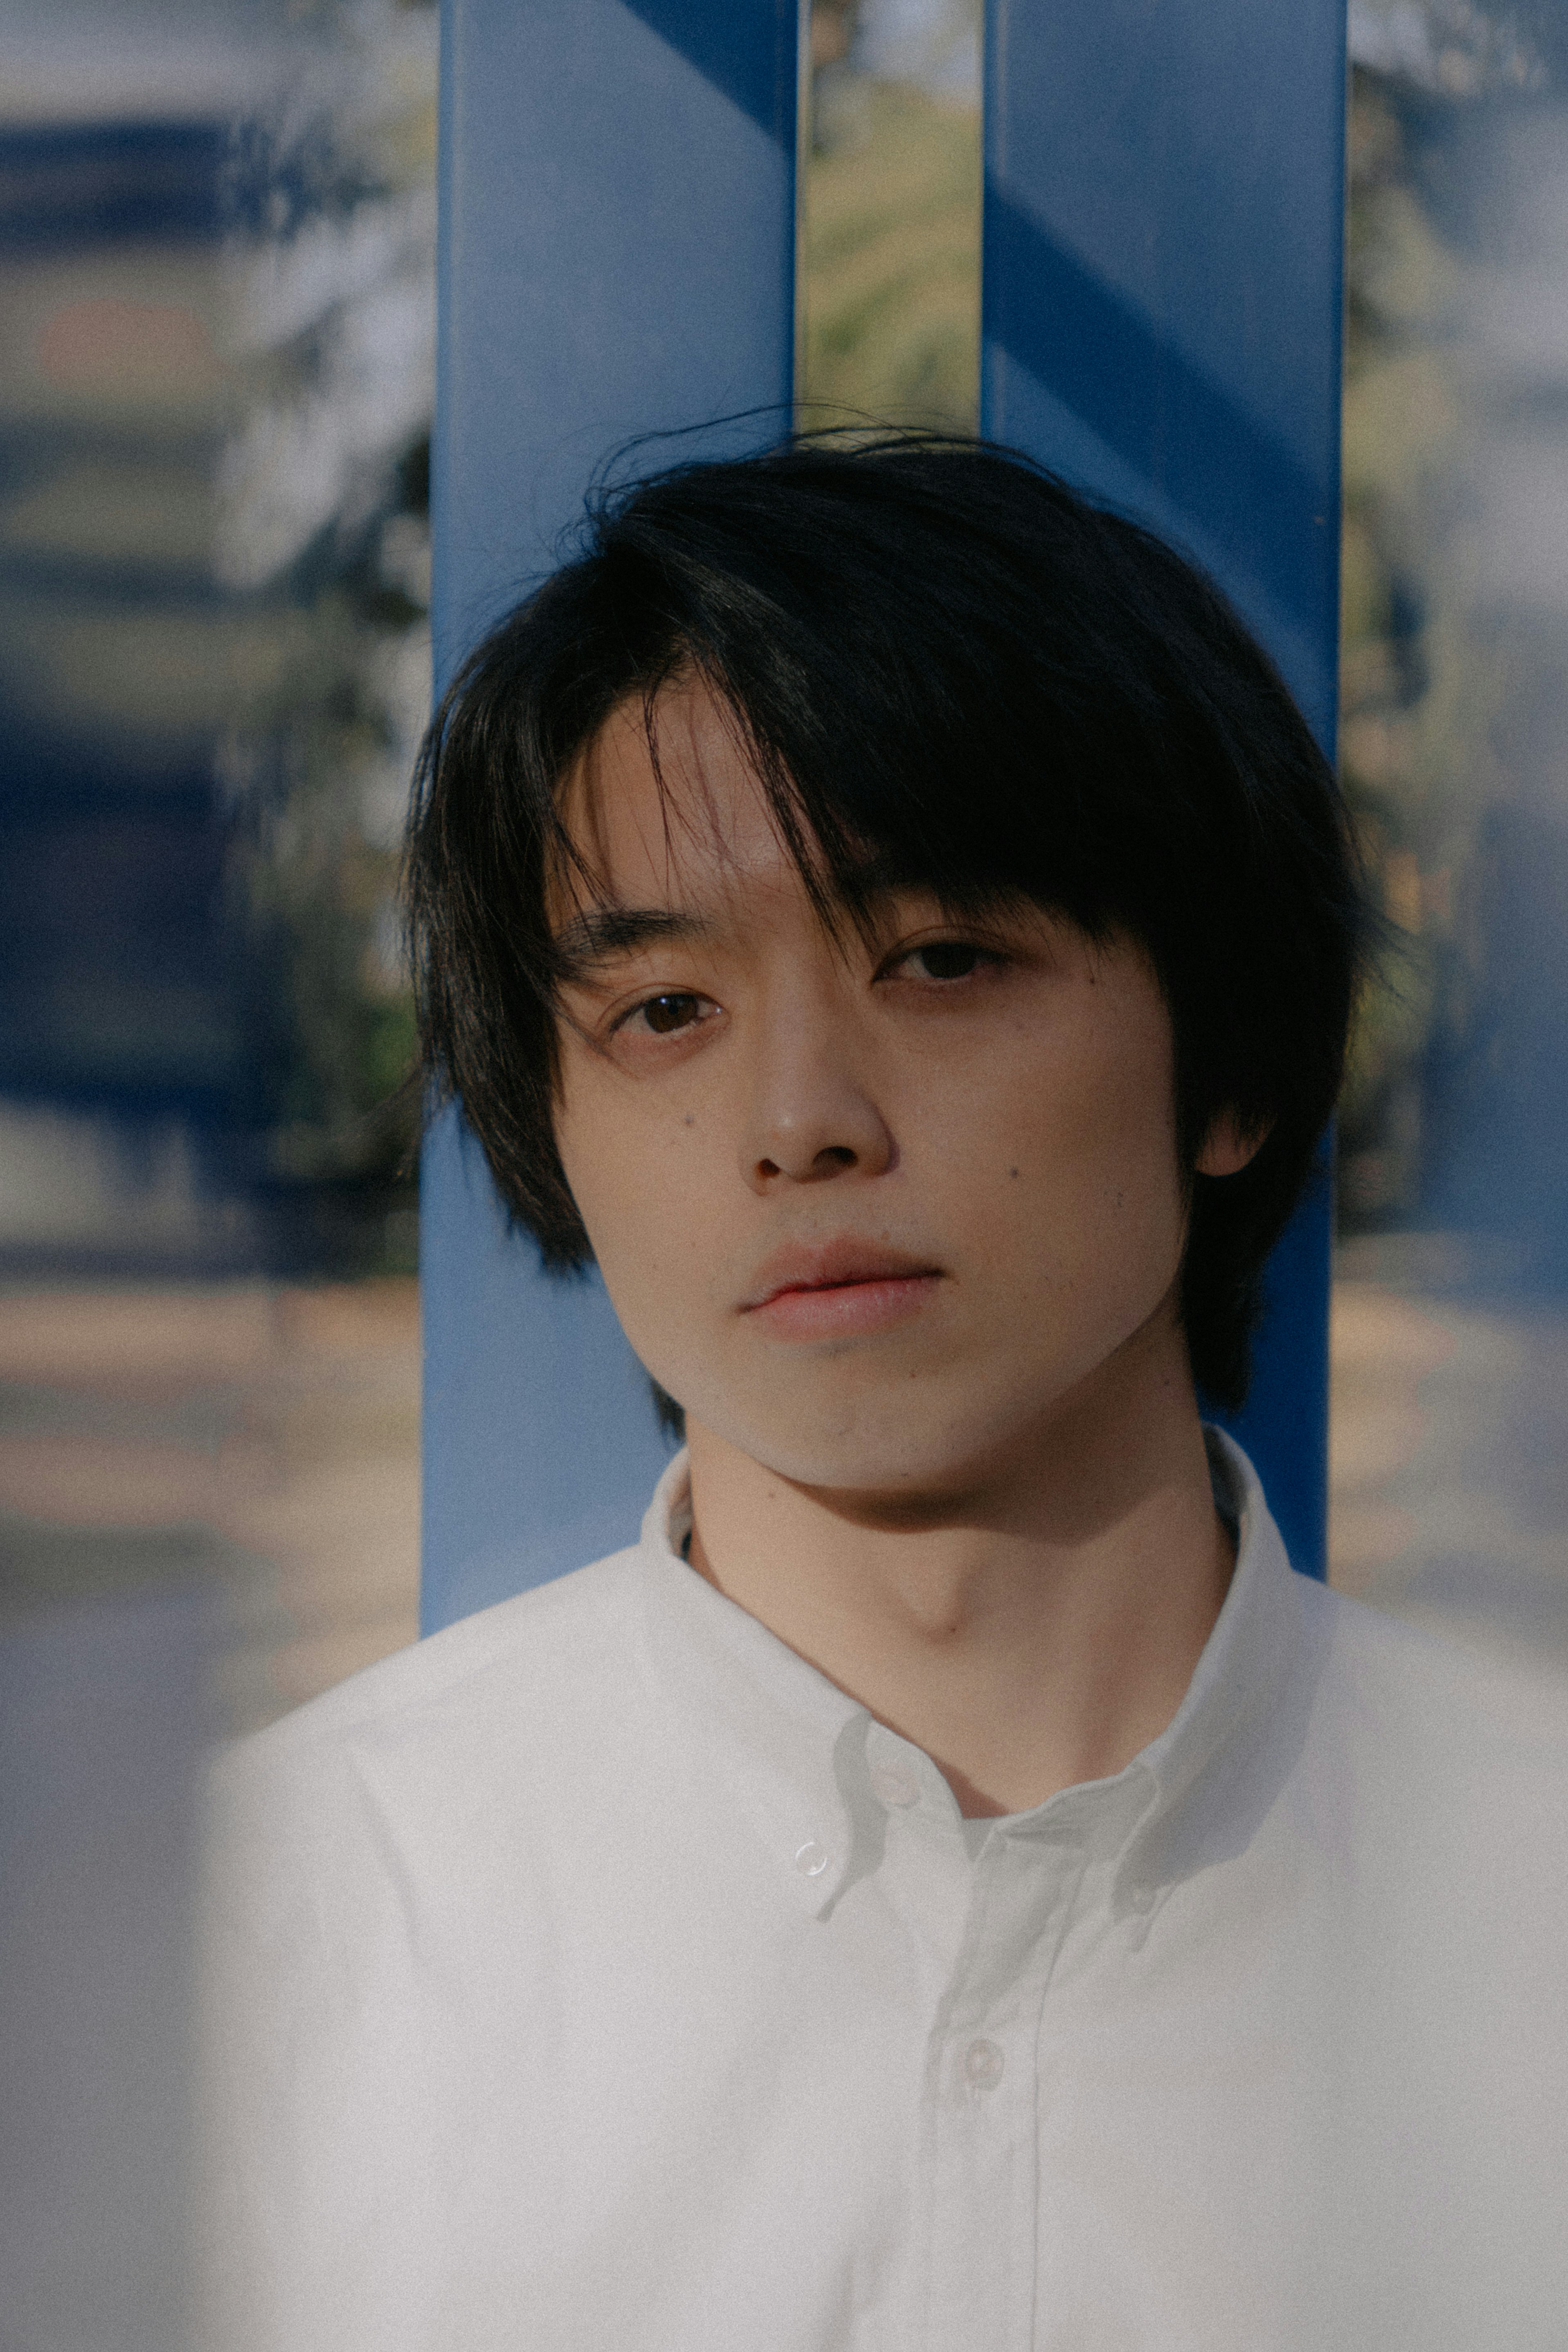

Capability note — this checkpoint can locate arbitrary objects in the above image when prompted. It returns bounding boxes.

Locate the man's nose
[739,1000,895,1191]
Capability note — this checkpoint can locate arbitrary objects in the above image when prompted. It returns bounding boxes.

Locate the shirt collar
[637,1455,867,1914]
[636,1429,1303,1918]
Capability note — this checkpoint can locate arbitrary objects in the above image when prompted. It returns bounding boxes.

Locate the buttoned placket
[637,1436,1297,2352]
[849,1717,1165,2352]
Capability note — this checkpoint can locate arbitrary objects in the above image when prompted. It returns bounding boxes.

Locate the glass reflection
[0,0,430,1280]
[0,9,433,2342]
[1332,0,1568,1676]
[0,0,432,1690]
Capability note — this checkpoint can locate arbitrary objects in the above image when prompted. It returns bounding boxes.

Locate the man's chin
[690,1404,1023,1514]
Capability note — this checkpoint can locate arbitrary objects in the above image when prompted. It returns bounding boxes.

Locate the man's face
[551,680,1205,1503]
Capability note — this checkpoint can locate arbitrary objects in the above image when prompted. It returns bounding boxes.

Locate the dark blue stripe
[983,182,1335,636]
[621,0,798,142]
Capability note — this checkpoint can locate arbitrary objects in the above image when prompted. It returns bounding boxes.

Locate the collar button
[964,2038,1005,2091]
[794,1839,830,1879]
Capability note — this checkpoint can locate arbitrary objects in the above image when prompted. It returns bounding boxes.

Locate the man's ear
[1196,1107,1270,1179]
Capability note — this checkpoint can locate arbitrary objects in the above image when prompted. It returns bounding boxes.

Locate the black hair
[406,433,1365,1410]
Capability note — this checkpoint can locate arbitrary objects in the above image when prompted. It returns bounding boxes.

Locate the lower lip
[746,1273,941,1341]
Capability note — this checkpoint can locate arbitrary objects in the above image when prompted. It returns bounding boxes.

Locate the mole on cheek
[684,1114,695,1128]
[1009,1166,1020,1179]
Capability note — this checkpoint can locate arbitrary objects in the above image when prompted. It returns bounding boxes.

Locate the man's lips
[740,1240,944,1340]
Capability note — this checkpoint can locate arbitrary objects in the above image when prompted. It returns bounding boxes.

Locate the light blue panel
[424,0,799,1633]
[434,0,799,659]
[420,1108,679,1629]
[982,0,1343,742]
[1232,1144,1334,1587]
[982,0,1346,1575]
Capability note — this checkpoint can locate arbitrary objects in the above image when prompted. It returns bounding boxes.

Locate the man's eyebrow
[831,850,1018,923]
[832,848,928,898]
[549,905,713,975]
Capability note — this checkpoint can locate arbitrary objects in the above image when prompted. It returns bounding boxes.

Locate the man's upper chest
[292,1706,1566,2352]
[296,1730,1346,2339]
[218,1523,1568,2352]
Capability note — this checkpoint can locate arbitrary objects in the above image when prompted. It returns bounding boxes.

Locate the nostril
[754,1146,857,1183]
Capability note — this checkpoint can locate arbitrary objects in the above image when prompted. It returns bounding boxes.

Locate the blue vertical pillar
[426,0,1345,1629]
[982,0,1346,1576]
[423,0,800,1632]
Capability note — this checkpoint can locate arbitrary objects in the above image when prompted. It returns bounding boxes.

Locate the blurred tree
[1337,4,1558,1233]
[800,0,981,434]
[218,0,435,1272]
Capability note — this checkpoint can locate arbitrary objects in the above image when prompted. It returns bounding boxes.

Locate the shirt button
[794,1839,830,1879]
[964,2038,1004,2091]
[870,1761,920,1808]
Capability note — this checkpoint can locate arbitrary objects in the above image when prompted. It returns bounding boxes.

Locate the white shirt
[198,1433,1568,2351]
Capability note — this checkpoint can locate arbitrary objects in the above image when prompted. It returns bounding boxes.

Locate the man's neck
[683,1328,1236,1819]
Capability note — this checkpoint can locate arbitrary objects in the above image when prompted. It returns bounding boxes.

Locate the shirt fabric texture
[199,1431,1568,2350]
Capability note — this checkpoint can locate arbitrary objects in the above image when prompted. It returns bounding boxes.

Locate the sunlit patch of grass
[801,83,981,435]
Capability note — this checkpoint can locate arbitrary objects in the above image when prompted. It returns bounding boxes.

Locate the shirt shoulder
[208,1541,651,1821]
[1294,1574,1568,1845]
[1304,1574,1566,1732]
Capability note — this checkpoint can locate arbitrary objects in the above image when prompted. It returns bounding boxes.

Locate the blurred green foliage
[1337,64,1507,1226]
[802,81,980,433]
[800,4,981,434]
[223,12,434,1274]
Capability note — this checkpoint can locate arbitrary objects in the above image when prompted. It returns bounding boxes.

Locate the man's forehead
[574,673,750,800]
[564,684,781,883]
[556,676,1039,948]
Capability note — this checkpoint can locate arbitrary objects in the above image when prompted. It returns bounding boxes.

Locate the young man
[200,439,1568,2350]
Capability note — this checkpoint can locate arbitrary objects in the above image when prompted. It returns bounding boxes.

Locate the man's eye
[630,991,707,1036]
[903,941,985,981]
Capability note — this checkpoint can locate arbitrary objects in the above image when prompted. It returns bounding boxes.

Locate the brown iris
[641,992,704,1034]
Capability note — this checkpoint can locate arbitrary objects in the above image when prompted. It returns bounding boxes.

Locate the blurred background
[0,0,432,1734]
[4,1,1568,2342]
[0,7,433,2340]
